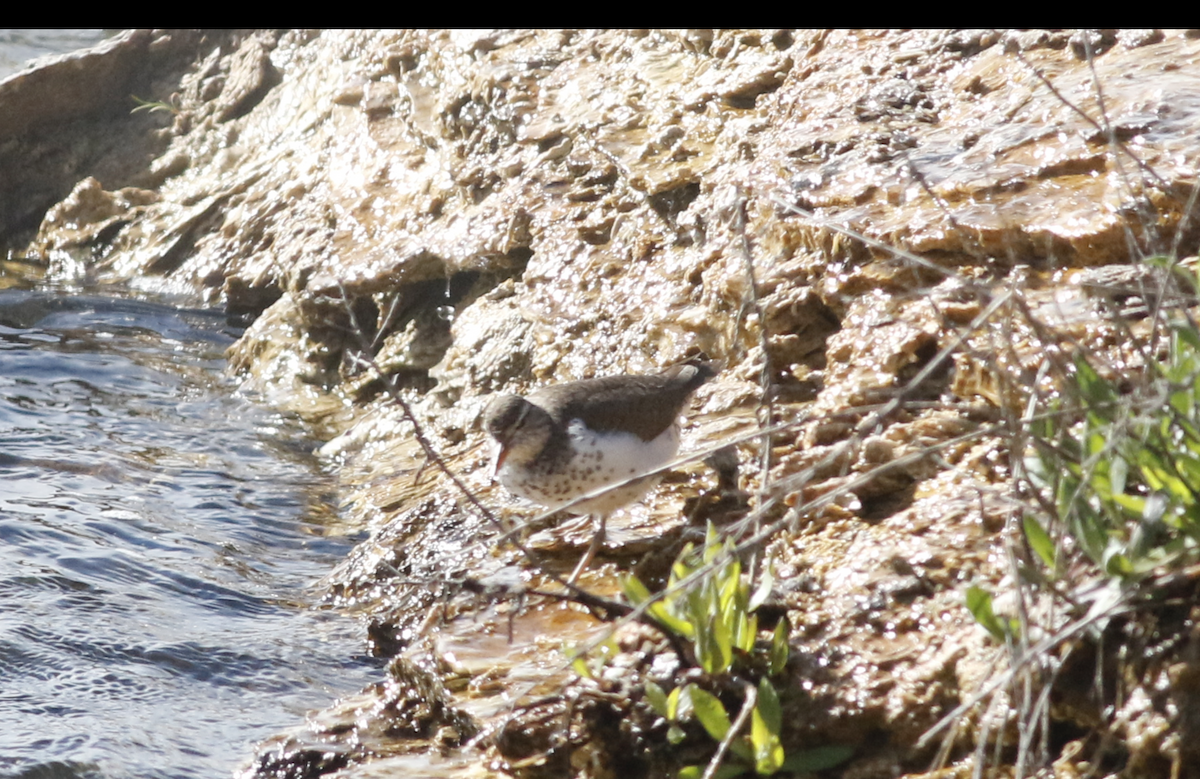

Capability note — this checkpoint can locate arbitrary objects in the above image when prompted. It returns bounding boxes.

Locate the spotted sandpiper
[484,359,717,581]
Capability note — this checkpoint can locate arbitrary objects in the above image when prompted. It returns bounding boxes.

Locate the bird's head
[484,394,553,473]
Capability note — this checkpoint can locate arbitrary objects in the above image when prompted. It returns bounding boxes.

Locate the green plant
[1023,279,1200,583]
[130,94,182,115]
[622,524,779,676]
[954,259,1200,778]
[965,584,1019,643]
[969,261,1200,644]
[618,524,851,777]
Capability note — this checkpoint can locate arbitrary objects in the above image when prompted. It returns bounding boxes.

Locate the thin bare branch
[700,681,757,779]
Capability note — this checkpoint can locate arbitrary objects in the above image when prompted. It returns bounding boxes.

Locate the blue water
[0,289,376,778]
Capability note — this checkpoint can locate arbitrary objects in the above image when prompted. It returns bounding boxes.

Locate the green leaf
[780,745,855,772]
[718,557,743,615]
[750,705,784,774]
[756,678,782,734]
[1068,507,1109,566]
[704,523,722,563]
[1074,356,1115,406]
[750,680,785,775]
[710,604,734,673]
[621,574,652,606]
[749,564,775,611]
[679,764,749,779]
[668,724,686,745]
[649,601,695,639]
[667,685,684,721]
[1175,320,1200,352]
[735,613,758,654]
[1105,550,1134,578]
[695,616,731,674]
[670,557,692,588]
[644,680,669,717]
[1022,515,1057,569]
[1109,455,1128,496]
[1175,454,1200,496]
[571,655,593,679]
[1111,493,1147,516]
[770,617,790,676]
[729,737,755,764]
[965,585,1010,642]
[689,686,731,742]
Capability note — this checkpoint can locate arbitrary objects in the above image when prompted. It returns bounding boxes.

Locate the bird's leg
[555,513,594,535]
[566,513,607,586]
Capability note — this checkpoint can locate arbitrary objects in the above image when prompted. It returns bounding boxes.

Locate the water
[0,288,377,778]
[0,30,110,80]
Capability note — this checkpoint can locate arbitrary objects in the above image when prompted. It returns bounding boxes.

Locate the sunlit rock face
[9,28,1200,779]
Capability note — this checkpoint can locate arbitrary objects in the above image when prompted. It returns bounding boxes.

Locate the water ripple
[0,290,377,778]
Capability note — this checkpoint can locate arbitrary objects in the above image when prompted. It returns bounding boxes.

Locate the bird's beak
[490,443,509,477]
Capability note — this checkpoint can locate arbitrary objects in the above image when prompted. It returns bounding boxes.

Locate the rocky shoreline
[5,29,1200,778]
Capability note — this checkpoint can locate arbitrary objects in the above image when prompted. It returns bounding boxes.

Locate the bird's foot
[564,514,607,586]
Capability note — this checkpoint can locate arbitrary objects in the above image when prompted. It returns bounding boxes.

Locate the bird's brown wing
[533,363,715,441]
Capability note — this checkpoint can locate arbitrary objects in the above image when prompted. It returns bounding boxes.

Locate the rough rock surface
[6,28,1200,779]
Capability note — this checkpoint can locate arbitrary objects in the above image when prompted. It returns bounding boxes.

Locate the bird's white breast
[496,418,681,515]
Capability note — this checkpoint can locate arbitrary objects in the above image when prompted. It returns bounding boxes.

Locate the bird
[483,358,717,583]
